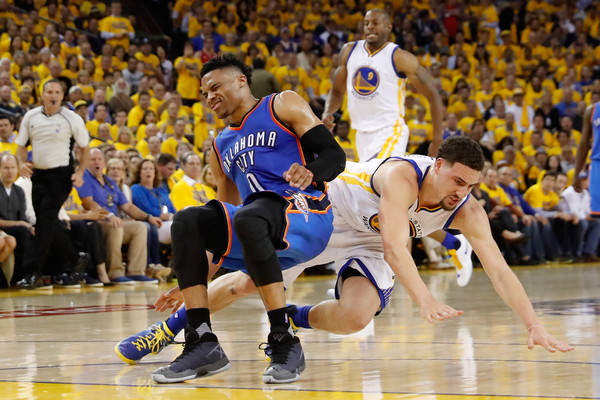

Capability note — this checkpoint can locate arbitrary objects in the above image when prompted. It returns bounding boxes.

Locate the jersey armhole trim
[391,46,407,79]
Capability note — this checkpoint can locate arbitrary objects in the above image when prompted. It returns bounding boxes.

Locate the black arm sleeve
[300,124,346,183]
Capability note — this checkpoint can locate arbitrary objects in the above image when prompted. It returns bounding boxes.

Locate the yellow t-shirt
[63,187,83,215]
[480,182,512,206]
[99,15,134,49]
[407,119,433,153]
[161,136,190,157]
[170,179,216,211]
[523,184,559,210]
[175,57,202,100]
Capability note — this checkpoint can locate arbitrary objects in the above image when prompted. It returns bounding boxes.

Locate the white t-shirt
[16,106,90,169]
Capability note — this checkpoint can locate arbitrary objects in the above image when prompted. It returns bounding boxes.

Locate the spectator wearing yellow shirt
[134,109,159,143]
[145,134,163,160]
[274,53,310,101]
[89,123,115,148]
[157,102,182,137]
[447,86,470,118]
[59,30,80,60]
[486,98,508,132]
[136,123,160,158]
[0,115,17,155]
[174,43,201,107]
[240,31,270,59]
[161,118,190,157]
[86,103,110,138]
[522,114,557,149]
[493,112,522,146]
[523,130,552,160]
[407,106,433,154]
[169,153,215,211]
[115,126,135,151]
[135,39,160,76]
[333,120,357,162]
[127,91,155,133]
[99,1,134,50]
[524,172,572,251]
[457,99,481,134]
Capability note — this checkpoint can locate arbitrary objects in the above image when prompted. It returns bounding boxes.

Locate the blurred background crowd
[0,0,599,289]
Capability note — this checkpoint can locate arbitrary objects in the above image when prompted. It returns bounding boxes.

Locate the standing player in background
[574,101,600,218]
[150,55,345,385]
[322,9,443,161]
[322,8,468,285]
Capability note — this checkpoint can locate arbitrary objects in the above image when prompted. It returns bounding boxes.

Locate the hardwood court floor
[0,263,598,399]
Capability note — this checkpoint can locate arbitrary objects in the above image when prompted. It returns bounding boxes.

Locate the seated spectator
[169,152,215,211]
[200,164,217,192]
[560,172,600,262]
[131,158,175,240]
[157,153,177,192]
[480,168,530,264]
[78,148,162,285]
[498,166,560,263]
[0,154,33,286]
[0,114,17,155]
[0,230,16,287]
[63,186,110,284]
[130,159,173,281]
[161,118,191,157]
[524,172,572,260]
[115,126,134,151]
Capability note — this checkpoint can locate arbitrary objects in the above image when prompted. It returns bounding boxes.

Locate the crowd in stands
[0,0,599,287]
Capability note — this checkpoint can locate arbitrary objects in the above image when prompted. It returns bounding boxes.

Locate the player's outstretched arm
[322,42,354,131]
[395,49,443,156]
[452,197,574,353]
[376,162,463,323]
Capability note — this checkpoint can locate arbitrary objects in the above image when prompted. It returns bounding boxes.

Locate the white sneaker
[449,234,473,287]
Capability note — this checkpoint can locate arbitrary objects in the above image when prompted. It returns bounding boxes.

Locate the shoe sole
[114,344,138,365]
[263,363,306,384]
[152,360,231,384]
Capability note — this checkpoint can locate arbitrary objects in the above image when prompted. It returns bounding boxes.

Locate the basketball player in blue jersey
[574,101,600,217]
[150,55,346,385]
[117,138,572,368]
[323,8,472,286]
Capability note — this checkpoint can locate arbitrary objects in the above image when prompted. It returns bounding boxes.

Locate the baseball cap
[68,85,83,94]
[74,100,88,108]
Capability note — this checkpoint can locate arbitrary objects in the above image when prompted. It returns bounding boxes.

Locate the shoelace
[132,324,172,354]
[265,338,293,364]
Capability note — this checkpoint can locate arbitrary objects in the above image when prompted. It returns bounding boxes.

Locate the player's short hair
[200,54,252,85]
[437,136,485,172]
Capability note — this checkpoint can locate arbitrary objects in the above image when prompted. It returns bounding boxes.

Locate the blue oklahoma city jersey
[213,93,324,202]
[211,93,333,272]
[589,102,600,215]
[591,102,600,162]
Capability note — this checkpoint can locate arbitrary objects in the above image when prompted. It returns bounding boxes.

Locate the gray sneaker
[262,327,305,384]
[151,324,231,384]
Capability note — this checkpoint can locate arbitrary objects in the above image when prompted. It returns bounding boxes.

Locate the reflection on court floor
[0,264,598,400]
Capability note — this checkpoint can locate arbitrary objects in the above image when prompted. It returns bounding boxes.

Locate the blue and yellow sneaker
[115,321,175,364]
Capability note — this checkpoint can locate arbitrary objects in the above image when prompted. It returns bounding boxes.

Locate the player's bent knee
[232,209,267,241]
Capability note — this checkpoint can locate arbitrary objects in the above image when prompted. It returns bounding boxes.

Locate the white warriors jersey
[328,155,470,238]
[346,40,407,132]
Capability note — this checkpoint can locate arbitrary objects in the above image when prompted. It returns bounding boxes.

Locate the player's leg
[232,194,307,384]
[428,229,473,286]
[295,275,381,334]
[151,203,232,383]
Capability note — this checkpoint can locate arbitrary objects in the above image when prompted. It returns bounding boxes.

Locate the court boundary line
[0,379,595,399]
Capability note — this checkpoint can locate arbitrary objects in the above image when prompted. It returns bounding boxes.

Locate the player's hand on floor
[154,286,183,314]
[420,299,463,323]
[527,325,574,353]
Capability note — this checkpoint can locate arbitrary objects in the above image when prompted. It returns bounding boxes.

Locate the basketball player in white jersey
[322,9,443,161]
[321,8,469,281]
[117,138,572,364]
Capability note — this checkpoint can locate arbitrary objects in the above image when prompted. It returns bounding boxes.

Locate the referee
[16,79,90,289]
